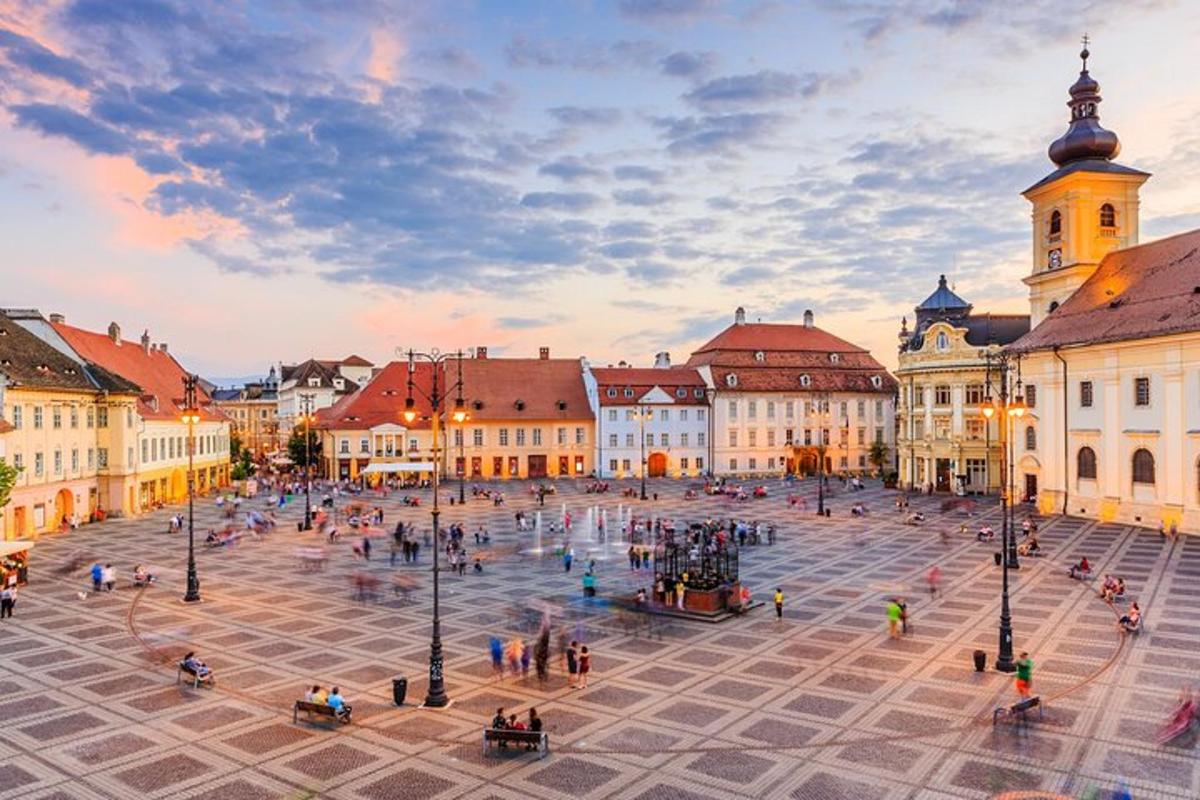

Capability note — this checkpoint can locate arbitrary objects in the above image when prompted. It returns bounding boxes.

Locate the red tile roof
[591,366,709,406]
[340,354,373,367]
[690,322,867,357]
[0,417,13,434]
[1012,229,1200,351]
[461,357,592,421]
[51,322,221,421]
[315,361,435,430]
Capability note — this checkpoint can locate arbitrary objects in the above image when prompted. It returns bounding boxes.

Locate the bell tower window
[1049,210,1062,238]
[1099,203,1115,230]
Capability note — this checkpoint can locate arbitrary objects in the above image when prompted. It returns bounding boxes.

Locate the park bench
[176,662,214,689]
[992,696,1042,725]
[293,700,351,726]
[483,728,549,758]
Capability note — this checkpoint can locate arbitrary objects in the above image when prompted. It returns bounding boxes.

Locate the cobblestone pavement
[1,477,1197,799]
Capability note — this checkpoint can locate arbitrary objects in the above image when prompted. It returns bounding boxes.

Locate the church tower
[1022,42,1150,328]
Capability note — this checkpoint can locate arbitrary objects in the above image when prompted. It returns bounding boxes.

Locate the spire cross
[1080,33,1090,68]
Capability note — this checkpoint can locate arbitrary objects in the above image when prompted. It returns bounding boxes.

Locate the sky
[2,0,1199,384]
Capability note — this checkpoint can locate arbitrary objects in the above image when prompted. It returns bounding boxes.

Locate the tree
[230,430,243,458]
[287,429,321,470]
[0,460,20,512]
[231,448,256,481]
[868,440,890,476]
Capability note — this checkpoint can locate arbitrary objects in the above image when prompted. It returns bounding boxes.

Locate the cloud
[414,46,481,76]
[0,29,91,87]
[618,0,722,25]
[546,106,622,127]
[721,265,779,285]
[654,112,784,157]
[660,50,717,78]
[539,156,606,183]
[627,261,683,284]
[520,191,602,212]
[613,188,675,207]
[498,316,557,330]
[604,220,656,238]
[683,69,857,109]
[505,35,662,72]
[600,240,657,259]
[613,164,666,184]
[11,103,131,154]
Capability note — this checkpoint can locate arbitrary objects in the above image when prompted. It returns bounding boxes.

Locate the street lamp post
[981,352,1025,672]
[403,348,466,708]
[815,395,830,515]
[181,375,202,603]
[298,393,316,531]
[637,405,651,500]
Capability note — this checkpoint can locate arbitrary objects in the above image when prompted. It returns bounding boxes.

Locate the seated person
[133,564,155,585]
[1118,602,1141,631]
[634,587,647,608]
[1100,574,1121,602]
[326,686,351,718]
[181,651,211,678]
[977,526,995,542]
[492,707,508,729]
[305,684,323,703]
[1019,534,1041,555]
[507,713,526,731]
[1068,556,1091,580]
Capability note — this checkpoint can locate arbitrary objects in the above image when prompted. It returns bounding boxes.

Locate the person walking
[577,645,591,688]
[675,578,686,611]
[563,547,573,573]
[886,597,902,639]
[489,636,503,679]
[1016,651,1034,698]
[927,566,941,598]
[0,583,16,619]
[773,587,784,620]
[102,564,115,592]
[566,640,579,688]
[90,562,103,593]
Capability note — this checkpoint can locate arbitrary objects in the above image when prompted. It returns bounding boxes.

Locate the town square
[3,1,1200,798]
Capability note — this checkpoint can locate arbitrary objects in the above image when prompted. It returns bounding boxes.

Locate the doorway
[528,455,547,479]
[1024,474,1038,503]
[935,459,952,492]
[54,488,74,530]
[647,452,668,478]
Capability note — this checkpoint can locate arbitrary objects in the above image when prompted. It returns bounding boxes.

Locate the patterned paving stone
[67,732,157,766]
[951,759,1042,793]
[0,763,40,793]
[703,678,771,701]
[652,700,731,728]
[783,693,856,720]
[688,748,775,785]
[739,717,820,746]
[1102,749,1194,789]
[114,752,212,793]
[224,723,314,755]
[19,711,108,741]
[526,756,620,793]
[357,766,456,799]
[284,741,379,780]
[577,684,650,709]
[186,777,284,800]
[791,771,889,800]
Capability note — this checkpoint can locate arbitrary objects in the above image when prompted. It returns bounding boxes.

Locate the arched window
[1048,301,1059,313]
[1049,210,1062,236]
[1100,203,1115,228]
[1025,425,1037,451]
[935,332,949,351]
[1077,446,1097,479]
[1132,449,1155,485]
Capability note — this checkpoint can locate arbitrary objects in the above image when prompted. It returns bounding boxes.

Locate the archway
[54,489,73,530]
[647,452,668,478]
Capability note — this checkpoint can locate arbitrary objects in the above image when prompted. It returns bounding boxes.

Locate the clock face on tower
[1047,248,1062,269]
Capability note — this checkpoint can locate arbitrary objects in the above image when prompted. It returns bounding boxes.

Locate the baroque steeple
[1048,38,1121,166]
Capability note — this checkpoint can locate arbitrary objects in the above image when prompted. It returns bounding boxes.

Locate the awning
[0,540,35,557]
[360,462,435,475]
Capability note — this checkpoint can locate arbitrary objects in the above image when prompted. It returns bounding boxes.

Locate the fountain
[532,510,543,555]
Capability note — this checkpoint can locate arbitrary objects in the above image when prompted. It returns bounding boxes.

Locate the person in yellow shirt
[774,588,784,619]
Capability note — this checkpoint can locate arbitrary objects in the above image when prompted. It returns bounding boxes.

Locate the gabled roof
[1022,158,1150,195]
[591,366,708,406]
[1012,229,1200,352]
[51,321,219,421]
[340,354,373,367]
[0,311,139,394]
[462,357,592,421]
[315,361,436,431]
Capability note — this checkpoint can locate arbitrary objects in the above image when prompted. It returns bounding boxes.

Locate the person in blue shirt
[90,562,103,593]
[326,686,351,720]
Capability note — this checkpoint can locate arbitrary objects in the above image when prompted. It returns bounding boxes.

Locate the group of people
[304,685,351,721]
[490,706,542,748]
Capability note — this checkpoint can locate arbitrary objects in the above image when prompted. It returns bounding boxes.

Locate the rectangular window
[11,405,21,429]
[803,429,812,445]
[625,433,634,447]
[557,427,566,445]
[965,384,984,405]
[747,401,757,420]
[53,450,62,474]
[822,428,830,445]
[915,387,925,406]
[876,428,884,444]
[142,440,149,462]
[622,458,631,472]
[473,428,484,446]
[856,399,865,418]
[696,457,704,470]
[767,430,776,447]
[748,429,757,447]
[679,409,688,422]
[645,432,654,446]
[625,409,635,421]
[33,406,43,429]
[339,439,349,454]
[1080,380,1094,408]
[840,401,848,418]
[728,430,738,447]
[608,409,618,422]
[748,457,757,470]
[697,408,706,422]
[126,408,133,428]
[97,407,108,428]
[453,428,463,447]
[857,427,865,445]
[766,401,775,419]
[966,418,985,440]
[493,456,503,476]
[499,429,509,446]
[858,454,866,468]
[408,438,418,452]
[532,428,542,446]
[785,401,794,418]
[52,406,62,429]
[935,385,951,405]
[681,433,689,447]
[1134,377,1150,407]
[576,426,586,445]
[660,409,669,422]
[98,448,108,468]
[913,419,925,439]
[86,406,94,428]
[610,459,618,472]
[729,458,738,471]
[71,449,78,472]
[697,432,706,447]
[609,434,618,447]
[680,457,689,470]
[785,428,794,445]
[728,400,737,419]
[34,452,44,476]
[875,400,884,419]
[767,457,775,470]
[70,405,78,428]
[151,439,158,461]
[1025,384,1037,408]
[516,429,527,446]
[660,433,669,446]
[87,449,94,469]
[934,417,951,440]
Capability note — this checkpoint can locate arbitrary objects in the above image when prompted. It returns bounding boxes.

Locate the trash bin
[973,649,987,672]
[993,552,1003,566]
[392,677,408,706]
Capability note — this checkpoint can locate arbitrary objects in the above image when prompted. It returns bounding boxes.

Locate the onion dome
[1048,44,1121,166]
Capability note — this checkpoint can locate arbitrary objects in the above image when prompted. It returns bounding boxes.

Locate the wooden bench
[176,662,214,689]
[293,700,351,725]
[483,728,549,758]
[993,696,1042,725]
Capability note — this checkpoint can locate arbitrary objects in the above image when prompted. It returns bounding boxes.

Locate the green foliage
[287,429,321,469]
[231,447,255,481]
[230,430,243,457]
[0,459,20,510]
[868,441,890,473]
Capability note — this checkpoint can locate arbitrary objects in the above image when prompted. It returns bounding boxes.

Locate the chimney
[476,346,488,359]
[803,309,814,328]
[158,342,168,354]
[107,322,121,344]
[654,351,671,368]
[539,347,550,360]
[49,313,65,324]
[141,330,151,354]
[734,306,746,326]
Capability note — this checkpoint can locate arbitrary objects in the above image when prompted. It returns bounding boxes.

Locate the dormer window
[1100,203,1115,229]
[333,378,345,389]
[623,388,634,397]
[1049,210,1062,237]
[556,400,567,411]
[799,374,811,388]
[693,388,704,398]
[754,351,765,362]
[675,388,687,398]
[307,377,320,387]
[935,332,949,352]
[828,353,839,364]
[871,375,883,389]
[606,388,617,398]
[514,399,525,411]
[726,373,738,388]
